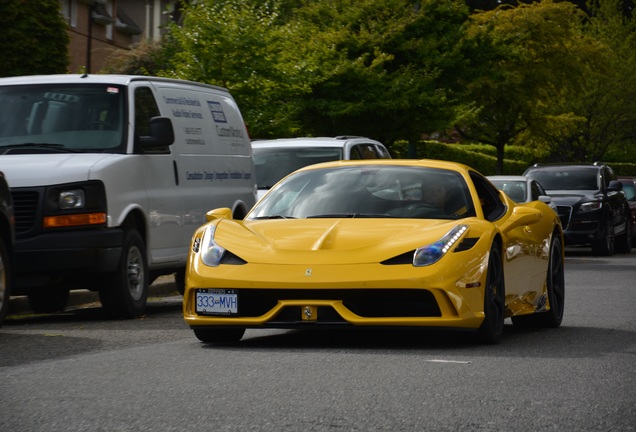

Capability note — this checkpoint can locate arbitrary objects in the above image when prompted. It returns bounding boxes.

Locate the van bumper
[13,228,124,289]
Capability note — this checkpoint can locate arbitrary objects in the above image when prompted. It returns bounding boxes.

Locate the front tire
[99,229,148,319]
[193,327,245,343]
[592,222,615,256]
[477,243,505,344]
[512,235,565,328]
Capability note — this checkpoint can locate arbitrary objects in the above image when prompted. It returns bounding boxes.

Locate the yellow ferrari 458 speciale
[183,159,565,344]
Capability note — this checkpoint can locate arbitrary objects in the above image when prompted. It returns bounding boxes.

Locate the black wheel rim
[549,239,565,319]
[488,248,505,335]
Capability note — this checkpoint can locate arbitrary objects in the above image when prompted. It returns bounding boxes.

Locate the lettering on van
[163,96,202,107]
[186,171,253,182]
[216,125,245,139]
[172,109,203,119]
[184,127,205,145]
[207,101,227,123]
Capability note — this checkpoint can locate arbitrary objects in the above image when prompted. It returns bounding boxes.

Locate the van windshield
[0,84,126,154]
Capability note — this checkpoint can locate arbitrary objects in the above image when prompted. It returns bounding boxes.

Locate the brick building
[59,0,182,73]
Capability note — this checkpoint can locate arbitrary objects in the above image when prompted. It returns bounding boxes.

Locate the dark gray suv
[524,162,631,256]
[0,170,14,327]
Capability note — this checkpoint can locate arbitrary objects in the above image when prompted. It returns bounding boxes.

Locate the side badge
[305,268,312,276]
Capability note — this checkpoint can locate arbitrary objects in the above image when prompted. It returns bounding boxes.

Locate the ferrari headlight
[200,225,226,267]
[580,201,602,212]
[413,225,468,267]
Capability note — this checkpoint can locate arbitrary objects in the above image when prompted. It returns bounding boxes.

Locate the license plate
[195,289,238,315]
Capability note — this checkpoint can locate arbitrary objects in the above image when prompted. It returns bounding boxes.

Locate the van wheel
[99,229,148,319]
[175,269,185,295]
[27,286,69,314]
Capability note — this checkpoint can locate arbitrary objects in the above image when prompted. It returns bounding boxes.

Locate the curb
[8,275,180,316]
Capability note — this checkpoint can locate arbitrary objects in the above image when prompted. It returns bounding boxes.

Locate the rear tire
[99,229,148,319]
[512,235,565,328]
[193,327,245,343]
[477,244,505,344]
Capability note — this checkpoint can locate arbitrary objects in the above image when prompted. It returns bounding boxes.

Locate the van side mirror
[139,116,175,148]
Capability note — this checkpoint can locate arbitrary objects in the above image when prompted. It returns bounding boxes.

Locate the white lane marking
[427,359,471,364]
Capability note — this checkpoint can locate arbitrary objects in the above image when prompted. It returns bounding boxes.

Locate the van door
[153,83,255,232]
[131,83,184,265]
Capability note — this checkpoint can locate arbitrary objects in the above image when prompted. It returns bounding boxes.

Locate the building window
[59,0,78,27]
[105,1,113,40]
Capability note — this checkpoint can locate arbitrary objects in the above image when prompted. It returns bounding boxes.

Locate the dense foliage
[0,0,69,77]
[101,0,636,170]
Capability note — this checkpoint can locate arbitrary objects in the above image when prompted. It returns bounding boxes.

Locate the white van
[0,74,256,318]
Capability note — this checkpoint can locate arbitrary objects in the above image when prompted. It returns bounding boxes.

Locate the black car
[0,170,14,327]
[524,162,631,255]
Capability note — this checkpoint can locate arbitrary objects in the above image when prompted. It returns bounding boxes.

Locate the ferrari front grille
[234,289,441,318]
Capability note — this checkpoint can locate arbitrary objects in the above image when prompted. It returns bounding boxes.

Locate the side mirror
[607,180,623,192]
[139,116,175,148]
[206,208,233,221]
[538,195,552,204]
[500,206,542,233]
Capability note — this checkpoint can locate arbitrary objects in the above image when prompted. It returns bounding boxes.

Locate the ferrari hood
[212,218,472,265]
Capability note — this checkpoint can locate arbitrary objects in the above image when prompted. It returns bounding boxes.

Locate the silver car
[487,175,556,211]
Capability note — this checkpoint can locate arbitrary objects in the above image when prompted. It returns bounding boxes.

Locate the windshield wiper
[1,143,78,154]
[306,213,389,218]
[251,215,295,220]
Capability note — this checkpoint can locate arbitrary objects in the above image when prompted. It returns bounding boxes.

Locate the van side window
[134,87,167,154]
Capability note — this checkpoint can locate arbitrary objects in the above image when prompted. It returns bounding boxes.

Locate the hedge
[389,140,529,176]
[388,140,636,176]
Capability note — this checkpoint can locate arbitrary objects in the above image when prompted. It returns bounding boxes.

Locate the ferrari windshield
[0,84,126,154]
[248,165,476,220]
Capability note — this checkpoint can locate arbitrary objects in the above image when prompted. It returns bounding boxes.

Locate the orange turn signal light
[43,212,107,228]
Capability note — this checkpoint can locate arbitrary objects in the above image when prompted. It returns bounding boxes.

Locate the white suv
[252,136,391,199]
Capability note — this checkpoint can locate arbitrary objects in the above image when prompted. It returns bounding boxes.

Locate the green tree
[292,0,470,144]
[0,0,69,77]
[548,0,636,162]
[456,0,603,172]
[159,0,471,143]
[100,39,177,76]
[163,0,315,138]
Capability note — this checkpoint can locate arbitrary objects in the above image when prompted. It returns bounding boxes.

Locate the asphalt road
[1,249,634,432]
